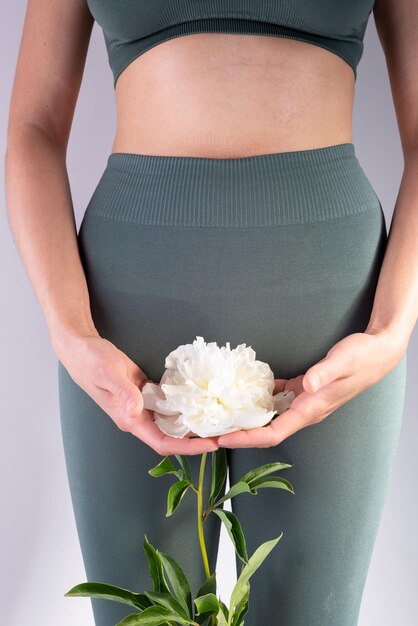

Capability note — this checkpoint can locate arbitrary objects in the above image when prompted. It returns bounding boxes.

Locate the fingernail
[126,399,136,415]
[310,373,320,391]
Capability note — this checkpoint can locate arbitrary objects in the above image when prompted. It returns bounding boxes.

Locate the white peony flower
[141,336,295,438]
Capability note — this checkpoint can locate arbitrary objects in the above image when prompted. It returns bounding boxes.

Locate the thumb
[105,368,145,417]
[303,352,343,393]
[125,388,145,418]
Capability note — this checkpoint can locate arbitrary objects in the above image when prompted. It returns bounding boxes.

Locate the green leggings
[58,143,407,625]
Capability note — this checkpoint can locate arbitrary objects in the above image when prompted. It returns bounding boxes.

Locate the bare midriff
[111,33,355,159]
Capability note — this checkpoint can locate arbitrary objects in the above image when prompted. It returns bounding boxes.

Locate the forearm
[4,125,99,358]
[365,150,418,351]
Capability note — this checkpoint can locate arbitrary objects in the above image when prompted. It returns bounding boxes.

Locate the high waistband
[85,142,382,227]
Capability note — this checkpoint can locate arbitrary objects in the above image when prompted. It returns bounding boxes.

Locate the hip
[76,142,387,380]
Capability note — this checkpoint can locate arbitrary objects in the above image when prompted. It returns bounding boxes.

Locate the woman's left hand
[216,329,405,449]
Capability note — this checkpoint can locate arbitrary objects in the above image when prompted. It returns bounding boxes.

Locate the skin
[4,0,418,456]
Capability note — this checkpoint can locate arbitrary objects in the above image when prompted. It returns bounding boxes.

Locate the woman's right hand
[55,333,219,456]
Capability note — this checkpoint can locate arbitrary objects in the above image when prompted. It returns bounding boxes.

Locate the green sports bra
[86,0,375,88]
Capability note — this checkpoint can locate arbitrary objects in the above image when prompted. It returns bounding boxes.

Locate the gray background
[1,4,417,625]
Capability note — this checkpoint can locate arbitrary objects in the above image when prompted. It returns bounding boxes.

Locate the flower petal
[272,390,295,414]
[153,412,192,438]
[141,382,165,412]
[232,409,277,430]
[185,421,240,438]
[141,381,179,416]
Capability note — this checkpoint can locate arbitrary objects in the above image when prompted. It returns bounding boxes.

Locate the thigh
[58,359,224,625]
[224,202,409,625]
[227,354,407,626]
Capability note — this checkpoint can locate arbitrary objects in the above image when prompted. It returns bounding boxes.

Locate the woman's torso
[111,33,355,158]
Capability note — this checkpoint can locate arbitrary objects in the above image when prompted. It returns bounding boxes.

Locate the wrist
[364,321,409,357]
[50,319,100,361]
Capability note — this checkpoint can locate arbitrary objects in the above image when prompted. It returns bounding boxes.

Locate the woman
[4,1,416,625]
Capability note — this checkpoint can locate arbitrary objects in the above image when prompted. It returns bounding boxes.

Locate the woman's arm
[4,0,218,456]
[364,0,418,351]
[4,0,98,356]
[217,0,418,449]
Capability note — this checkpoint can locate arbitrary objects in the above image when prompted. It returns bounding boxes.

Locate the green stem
[197,452,211,579]
[197,452,217,626]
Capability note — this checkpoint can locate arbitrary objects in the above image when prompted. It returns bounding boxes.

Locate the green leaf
[194,572,217,625]
[174,455,192,483]
[143,535,171,594]
[64,581,151,610]
[217,599,229,626]
[208,449,228,507]
[248,475,295,495]
[228,534,283,625]
[115,613,143,626]
[158,550,194,618]
[213,463,294,507]
[143,590,190,619]
[212,509,248,563]
[166,479,190,516]
[114,604,195,625]
[213,481,252,507]
[238,462,292,485]
[149,456,183,480]
[196,572,217,599]
[230,582,249,626]
[194,592,220,616]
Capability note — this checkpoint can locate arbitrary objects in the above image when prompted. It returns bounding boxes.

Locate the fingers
[95,357,146,417]
[94,361,219,455]
[94,383,219,455]
[217,407,308,449]
[69,335,219,456]
[303,336,359,393]
[303,355,331,393]
[130,409,220,456]
[102,354,221,455]
[218,376,354,448]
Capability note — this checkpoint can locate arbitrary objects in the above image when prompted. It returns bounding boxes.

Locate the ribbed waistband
[85,142,381,227]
